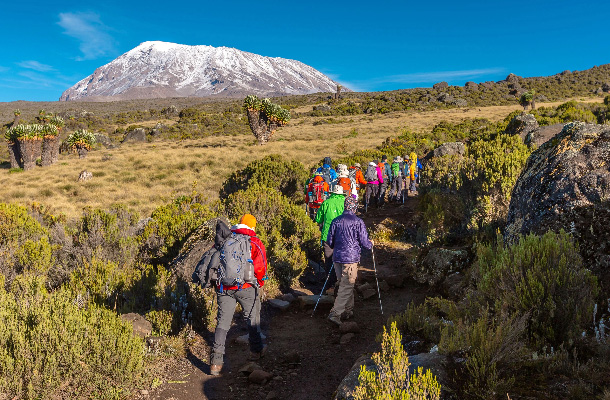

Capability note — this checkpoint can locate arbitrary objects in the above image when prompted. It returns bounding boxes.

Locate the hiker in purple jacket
[326,196,373,325]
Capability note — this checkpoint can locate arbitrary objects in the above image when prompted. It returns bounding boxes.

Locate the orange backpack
[337,177,351,192]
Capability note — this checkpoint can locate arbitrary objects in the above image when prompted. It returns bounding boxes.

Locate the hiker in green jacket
[315,185,346,288]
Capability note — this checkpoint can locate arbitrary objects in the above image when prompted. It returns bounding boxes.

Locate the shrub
[146,309,174,336]
[474,231,598,348]
[219,154,309,203]
[223,184,320,289]
[0,274,144,399]
[352,321,441,400]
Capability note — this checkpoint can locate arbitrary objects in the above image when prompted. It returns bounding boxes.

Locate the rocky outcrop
[465,81,478,91]
[415,247,469,286]
[433,81,449,90]
[505,113,539,141]
[121,313,153,338]
[95,133,118,149]
[430,142,466,159]
[506,122,610,287]
[525,123,565,147]
[123,128,147,143]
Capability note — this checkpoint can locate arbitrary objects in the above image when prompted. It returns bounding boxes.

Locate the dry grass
[0,98,602,219]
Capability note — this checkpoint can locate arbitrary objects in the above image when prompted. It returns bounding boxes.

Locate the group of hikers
[192,154,422,376]
[305,154,423,219]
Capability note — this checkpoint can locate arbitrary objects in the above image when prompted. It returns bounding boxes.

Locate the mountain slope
[60,41,341,101]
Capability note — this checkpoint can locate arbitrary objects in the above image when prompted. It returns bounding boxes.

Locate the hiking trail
[137,195,430,400]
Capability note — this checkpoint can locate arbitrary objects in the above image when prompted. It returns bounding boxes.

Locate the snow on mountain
[60,41,342,101]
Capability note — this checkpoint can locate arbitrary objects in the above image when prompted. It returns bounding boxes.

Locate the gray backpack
[365,165,377,181]
[218,233,255,290]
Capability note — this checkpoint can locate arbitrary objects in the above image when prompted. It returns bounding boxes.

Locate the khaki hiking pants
[329,262,358,319]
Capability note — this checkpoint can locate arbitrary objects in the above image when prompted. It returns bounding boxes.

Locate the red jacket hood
[231,224,256,236]
[313,175,325,183]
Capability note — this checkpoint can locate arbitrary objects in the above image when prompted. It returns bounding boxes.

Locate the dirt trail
[142,196,427,400]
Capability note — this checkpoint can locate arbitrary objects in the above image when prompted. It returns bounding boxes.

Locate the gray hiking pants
[365,184,379,208]
[378,182,389,205]
[390,176,403,201]
[329,262,358,319]
[211,286,262,365]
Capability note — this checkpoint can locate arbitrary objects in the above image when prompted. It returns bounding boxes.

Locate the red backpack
[308,181,327,206]
[336,177,351,193]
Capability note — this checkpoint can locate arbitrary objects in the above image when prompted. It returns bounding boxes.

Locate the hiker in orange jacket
[348,163,368,198]
[306,173,330,220]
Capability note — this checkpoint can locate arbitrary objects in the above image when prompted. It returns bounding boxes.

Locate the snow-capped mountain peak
[60,41,341,101]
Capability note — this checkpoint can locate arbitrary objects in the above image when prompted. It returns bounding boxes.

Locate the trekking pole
[312,263,333,317]
[371,244,384,315]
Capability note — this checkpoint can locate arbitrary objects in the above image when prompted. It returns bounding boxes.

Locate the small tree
[336,84,343,99]
[519,90,535,111]
[41,124,59,167]
[4,127,22,169]
[48,116,65,164]
[243,95,290,145]
[14,124,43,171]
[352,322,441,400]
[66,129,96,159]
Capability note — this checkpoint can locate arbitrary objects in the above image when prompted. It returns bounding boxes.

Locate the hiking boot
[327,313,342,326]
[341,310,354,320]
[248,344,268,361]
[210,364,222,376]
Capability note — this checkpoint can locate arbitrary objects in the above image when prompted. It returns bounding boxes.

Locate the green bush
[146,309,174,336]
[353,321,441,400]
[474,231,598,348]
[0,274,144,399]
[220,154,309,203]
[223,184,320,289]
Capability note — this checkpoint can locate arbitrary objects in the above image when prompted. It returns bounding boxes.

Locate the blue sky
[0,0,608,102]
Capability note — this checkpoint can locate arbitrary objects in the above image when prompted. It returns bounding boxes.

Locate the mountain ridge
[60,41,342,101]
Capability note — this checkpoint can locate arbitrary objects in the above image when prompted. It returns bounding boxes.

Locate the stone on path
[292,287,314,297]
[120,313,152,338]
[268,299,290,311]
[356,282,372,294]
[266,391,279,400]
[280,293,296,303]
[298,295,334,308]
[340,321,360,334]
[239,362,262,375]
[340,333,355,345]
[248,369,273,384]
[361,288,377,300]
[236,332,266,344]
[378,280,390,292]
[282,350,301,364]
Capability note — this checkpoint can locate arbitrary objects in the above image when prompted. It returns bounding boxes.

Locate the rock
[505,122,610,289]
[441,272,466,299]
[94,133,117,149]
[385,274,407,288]
[282,350,301,364]
[437,93,454,104]
[378,280,390,292]
[408,352,450,390]
[453,98,468,107]
[308,259,324,274]
[313,104,331,112]
[292,287,314,297]
[340,321,360,334]
[361,288,377,300]
[266,391,279,400]
[280,293,296,303]
[595,87,604,96]
[333,355,377,400]
[430,142,466,158]
[480,81,495,89]
[239,362,262,375]
[325,287,335,296]
[525,123,565,147]
[134,217,153,237]
[248,369,273,384]
[504,73,521,84]
[120,313,152,338]
[78,170,93,182]
[415,248,469,286]
[603,82,610,92]
[465,81,478,91]
[356,282,372,294]
[505,113,539,142]
[371,217,404,240]
[268,299,290,311]
[340,333,355,345]
[433,81,449,90]
[123,128,147,143]
[298,295,334,308]
[236,332,267,344]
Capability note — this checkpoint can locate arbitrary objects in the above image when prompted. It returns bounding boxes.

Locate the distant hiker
[316,156,337,185]
[364,161,383,210]
[336,163,349,177]
[334,169,352,195]
[306,172,330,220]
[409,152,422,195]
[192,220,232,288]
[326,196,373,325]
[315,185,346,287]
[389,156,404,203]
[210,214,268,376]
[403,155,411,198]
[348,163,368,199]
[377,155,392,207]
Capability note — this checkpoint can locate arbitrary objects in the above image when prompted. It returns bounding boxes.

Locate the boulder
[333,355,377,400]
[123,128,147,143]
[280,293,296,303]
[415,248,469,286]
[505,122,610,288]
[480,81,495,89]
[292,287,314,297]
[340,321,360,334]
[433,81,449,90]
[437,93,454,104]
[525,123,565,147]
[121,313,152,338]
[453,98,468,107]
[298,295,334,308]
[504,73,521,84]
[239,362,262,375]
[94,133,117,149]
[340,333,355,345]
[78,170,93,182]
[602,82,610,92]
[430,142,466,158]
[408,352,450,391]
[505,113,539,141]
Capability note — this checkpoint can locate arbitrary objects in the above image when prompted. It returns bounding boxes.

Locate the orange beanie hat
[240,214,257,230]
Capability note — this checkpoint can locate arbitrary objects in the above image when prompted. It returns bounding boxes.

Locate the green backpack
[391,162,402,178]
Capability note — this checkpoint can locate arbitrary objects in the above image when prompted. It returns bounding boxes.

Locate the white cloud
[0,66,8,73]
[373,68,506,85]
[17,71,75,88]
[17,61,54,72]
[58,12,115,60]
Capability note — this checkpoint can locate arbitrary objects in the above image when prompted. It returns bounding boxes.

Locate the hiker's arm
[358,220,373,250]
[314,204,324,224]
[251,239,268,286]
[327,220,336,249]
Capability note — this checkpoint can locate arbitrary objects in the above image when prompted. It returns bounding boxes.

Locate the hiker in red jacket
[210,214,268,376]
[306,173,330,220]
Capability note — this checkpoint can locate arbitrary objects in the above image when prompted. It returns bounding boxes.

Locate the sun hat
[331,186,345,195]
[354,163,361,168]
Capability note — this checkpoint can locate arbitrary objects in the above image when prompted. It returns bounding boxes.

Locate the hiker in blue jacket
[316,156,337,185]
[326,196,373,325]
